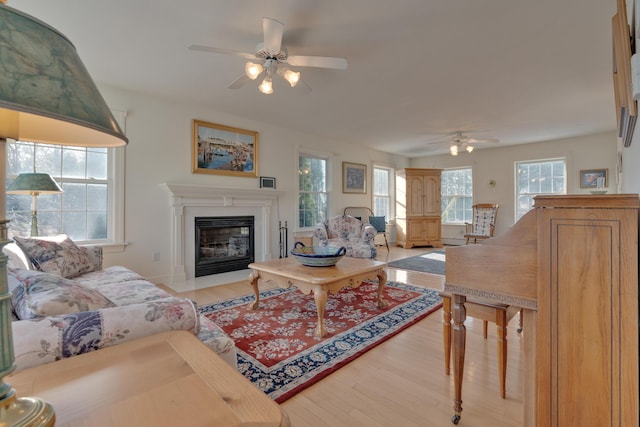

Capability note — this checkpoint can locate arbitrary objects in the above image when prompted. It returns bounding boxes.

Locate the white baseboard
[442,238,465,246]
[156,269,251,292]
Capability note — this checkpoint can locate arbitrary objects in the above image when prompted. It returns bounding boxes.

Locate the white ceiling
[14,0,619,156]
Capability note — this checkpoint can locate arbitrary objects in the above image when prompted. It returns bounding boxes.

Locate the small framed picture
[579,168,608,188]
[260,176,276,189]
[342,162,367,194]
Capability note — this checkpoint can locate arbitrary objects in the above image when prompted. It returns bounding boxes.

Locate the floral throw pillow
[10,269,115,320]
[14,235,94,279]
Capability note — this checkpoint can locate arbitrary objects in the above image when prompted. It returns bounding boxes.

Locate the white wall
[410,132,618,239]
[97,83,620,283]
[99,85,408,284]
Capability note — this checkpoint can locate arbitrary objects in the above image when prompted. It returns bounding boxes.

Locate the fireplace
[162,183,281,288]
[195,216,255,277]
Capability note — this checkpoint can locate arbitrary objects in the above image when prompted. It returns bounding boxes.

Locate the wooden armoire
[395,168,442,248]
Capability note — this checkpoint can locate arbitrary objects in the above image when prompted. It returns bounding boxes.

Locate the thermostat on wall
[260,176,276,189]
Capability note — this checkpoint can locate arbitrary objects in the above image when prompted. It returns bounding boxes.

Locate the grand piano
[443,195,639,427]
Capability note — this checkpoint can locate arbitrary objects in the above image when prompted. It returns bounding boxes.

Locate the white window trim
[87,108,127,253]
[372,162,395,220]
[101,145,127,254]
[514,157,567,222]
[441,166,473,225]
[295,145,334,232]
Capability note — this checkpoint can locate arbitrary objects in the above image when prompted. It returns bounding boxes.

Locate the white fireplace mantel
[161,183,282,289]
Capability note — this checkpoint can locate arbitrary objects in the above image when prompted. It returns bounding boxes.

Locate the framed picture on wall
[579,168,608,188]
[192,119,258,177]
[342,162,367,193]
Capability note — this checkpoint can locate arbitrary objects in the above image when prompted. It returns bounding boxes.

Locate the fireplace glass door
[195,216,255,277]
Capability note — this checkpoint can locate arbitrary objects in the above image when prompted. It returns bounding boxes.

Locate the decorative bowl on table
[290,242,346,267]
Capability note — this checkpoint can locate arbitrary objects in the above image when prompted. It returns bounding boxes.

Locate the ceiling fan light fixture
[259,76,273,94]
[466,144,474,153]
[278,68,300,87]
[450,144,459,156]
[245,62,263,80]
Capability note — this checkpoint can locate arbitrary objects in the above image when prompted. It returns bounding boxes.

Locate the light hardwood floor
[161,246,525,427]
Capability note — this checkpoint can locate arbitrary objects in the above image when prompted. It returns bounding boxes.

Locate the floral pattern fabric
[313,214,377,259]
[72,265,144,288]
[9,269,115,320]
[14,236,95,279]
[9,241,237,371]
[12,297,200,371]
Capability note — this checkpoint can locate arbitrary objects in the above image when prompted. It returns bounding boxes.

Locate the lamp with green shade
[7,173,63,237]
[0,2,128,425]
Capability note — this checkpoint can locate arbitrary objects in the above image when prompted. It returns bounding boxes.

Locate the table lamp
[7,173,63,236]
[0,2,128,425]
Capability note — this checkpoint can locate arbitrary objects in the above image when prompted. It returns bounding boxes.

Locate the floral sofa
[313,214,377,259]
[4,235,236,372]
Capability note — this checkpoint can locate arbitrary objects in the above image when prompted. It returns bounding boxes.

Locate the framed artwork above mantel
[192,119,258,177]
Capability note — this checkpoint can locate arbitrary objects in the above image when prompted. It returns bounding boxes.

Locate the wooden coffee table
[248,257,388,337]
[8,330,289,426]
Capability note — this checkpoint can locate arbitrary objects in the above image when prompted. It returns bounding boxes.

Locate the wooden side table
[8,330,290,427]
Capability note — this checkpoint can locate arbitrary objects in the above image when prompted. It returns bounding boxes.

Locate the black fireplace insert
[194,216,255,277]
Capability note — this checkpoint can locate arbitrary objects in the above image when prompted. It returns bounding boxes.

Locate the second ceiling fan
[189,17,348,94]
[428,131,500,155]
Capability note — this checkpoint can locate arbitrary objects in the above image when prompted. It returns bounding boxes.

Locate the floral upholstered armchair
[313,215,377,259]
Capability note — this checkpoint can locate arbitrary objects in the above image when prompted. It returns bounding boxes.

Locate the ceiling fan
[188,17,348,94]
[428,131,499,156]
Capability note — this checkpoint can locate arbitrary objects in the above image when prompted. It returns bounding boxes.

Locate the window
[441,167,473,223]
[372,165,393,218]
[6,141,120,243]
[516,158,566,221]
[298,153,329,228]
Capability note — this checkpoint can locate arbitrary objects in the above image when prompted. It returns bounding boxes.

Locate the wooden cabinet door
[422,217,441,241]
[407,219,424,241]
[407,218,441,242]
[422,175,441,215]
[407,175,425,216]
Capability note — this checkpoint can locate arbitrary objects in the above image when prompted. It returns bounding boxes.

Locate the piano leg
[451,293,467,425]
[496,310,507,399]
[441,294,452,375]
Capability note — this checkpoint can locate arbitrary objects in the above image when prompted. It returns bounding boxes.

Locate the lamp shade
[7,173,63,194]
[0,3,128,148]
[0,3,127,424]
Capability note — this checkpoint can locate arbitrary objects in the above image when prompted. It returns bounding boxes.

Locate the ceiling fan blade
[228,74,251,89]
[464,138,500,144]
[425,134,454,144]
[188,45,257,60]
[263,17,284,54]
[286,55,348,69]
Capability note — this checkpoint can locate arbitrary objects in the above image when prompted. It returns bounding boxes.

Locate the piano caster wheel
[452,414,461,424]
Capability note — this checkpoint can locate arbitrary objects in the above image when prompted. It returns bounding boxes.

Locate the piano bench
[439,292,522,399]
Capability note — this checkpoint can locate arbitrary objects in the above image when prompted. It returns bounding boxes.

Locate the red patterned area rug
[200,280,442,402]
